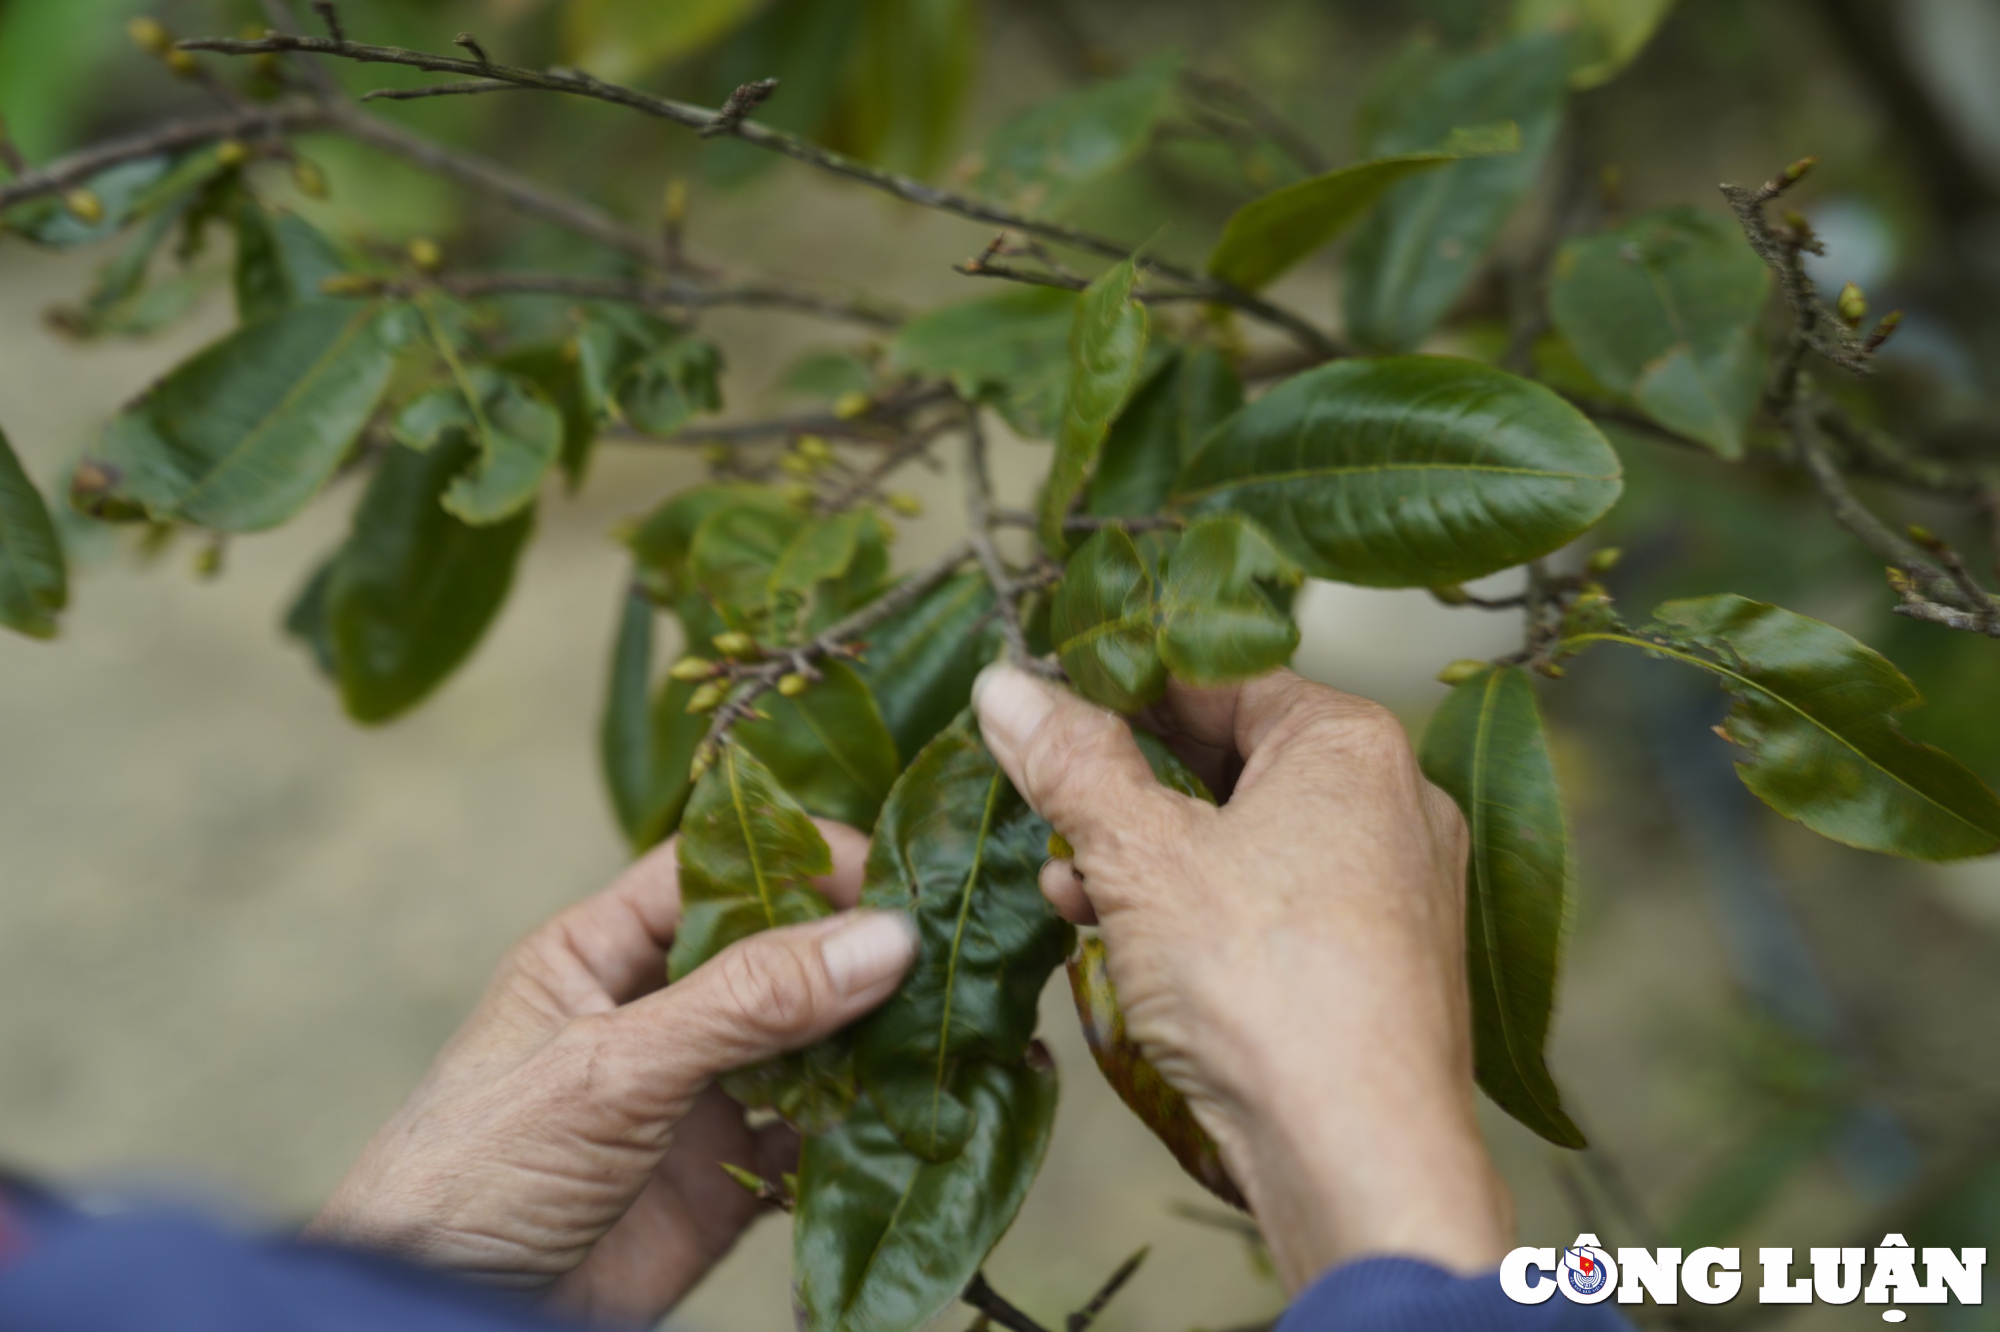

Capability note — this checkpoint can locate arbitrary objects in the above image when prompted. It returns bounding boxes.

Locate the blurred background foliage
[4,0,2000,1328]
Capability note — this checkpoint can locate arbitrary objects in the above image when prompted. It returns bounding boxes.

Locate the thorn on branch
[700,78,778,138]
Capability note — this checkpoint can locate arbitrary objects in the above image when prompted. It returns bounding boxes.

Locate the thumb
[973,664,1184,855]
[598,911,916,1114]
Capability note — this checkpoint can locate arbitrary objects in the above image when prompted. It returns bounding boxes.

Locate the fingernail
[821,911,918,995]
[973,664,1055,762]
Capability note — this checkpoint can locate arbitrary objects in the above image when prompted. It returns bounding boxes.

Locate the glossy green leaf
[781,350,876,400]
[889,287,1077,438]
[0,426,66,640]
[615,338,723,436]
[283,557,337,678]
[232,202,349,324]
[689,499,809,633]
[1041,259,1149,554]
[854,712,1074,1159]
[736,660,900,830]
[1576,596,2000,860]
[795,1053,1057,1332]
[627,484,792,604]
[601,585,682,849]
[323,438,534,723]
[1208,123,1521,292]
[1342,34,1571,352]
[973,55,1180,217]
[1549,207,1770,459]
[832,0,976,177]
[86,301,414,532]
[768,508,892,642]
[1515,0,1677,88]
[494,343,597,493]
[1171,357,1623,588]
[1418,665,1585,1148]
[52,205,186,341]
[853,570,1004,762]
[563,0,767,80]
[1156,514,1301,685]
[670,742,855,1131]
[1089,348,1243,519]
[1051,526,1166,713]
[393,365,563,525]
[1068,936,1244,1207]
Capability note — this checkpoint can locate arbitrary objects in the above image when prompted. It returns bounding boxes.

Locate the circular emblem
[1562,1245,1615,1302]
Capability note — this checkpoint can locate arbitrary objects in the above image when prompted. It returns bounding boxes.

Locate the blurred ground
[6,7,2000,1330]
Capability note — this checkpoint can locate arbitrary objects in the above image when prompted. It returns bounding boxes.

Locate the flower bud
[686,682,726,713]
[214,139,248,168]
[777,672,808,697]
[886,492,923,517]
[407,237,443,271]
[164,49,199,78]
[1586,546,1622,574]
[1047,831,1073,860]
[62,189,104,224]
[796,434,832,462]
[782,483,815,508]
[668,655,715,681]
[292,158,327,199]
[1436,658,1490,686]
[1429,583,1471,605]
[128,17,173,54]
[1837,281,1867,327]
[711,630,757,658]
[779,452,816,477]
[832,390,870,420]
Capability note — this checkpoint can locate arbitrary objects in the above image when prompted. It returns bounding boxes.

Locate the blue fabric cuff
[1276,1255,1633,1332]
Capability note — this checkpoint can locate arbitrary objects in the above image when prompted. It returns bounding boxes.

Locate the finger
[973,664,1186,850]
[594,910,917,1112]
[1161,671,1396,795]
[529,818,872,1009]
[1039,858,1097,925]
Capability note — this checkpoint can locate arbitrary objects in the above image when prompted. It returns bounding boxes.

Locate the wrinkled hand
[305,823,916,1326]
[973,666,1509,1291]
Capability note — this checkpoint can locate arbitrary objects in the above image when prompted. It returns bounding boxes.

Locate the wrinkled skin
[973,665,1510,1291]
[306,821,915,1326]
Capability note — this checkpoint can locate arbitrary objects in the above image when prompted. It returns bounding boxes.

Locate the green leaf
[781,350,876,400]
[86,301,414,532]
[1088,347,1243,519]
[0,425,66,640]
[1342,33,1571,352]
[1207,123,1521,292]
[563,0,769,80]
[1041,259,1149,554]
[615,338,724,436]
[627,483,792,605]
[323,438,534,723]
[768,508,893,642]
[702,0,867,186]
[736,660,901,830]
[1418,665,1585,1148]
[283,556,337,677]
[670,742,856,1131]
[1514,0,1677,88]
[973,54,1180,217]
[1172,357,1622,588]
[1156,514,1301,685]
[1068,936,1244,1207]
[1051,526,1166,713]
[830,0,976,177]
[853,712,1075,1159]
[602,585,668,847]
[1574,596,2000,861]
[4,156,174,249]
[1549,207,1770,459]
[689,498,810,633]
[494,343,598,493]
[392,365,563,525]
[853,570,1004,763]
[889,287,1077,438]
[795,1053,1057,1332]
[232,202,350,324]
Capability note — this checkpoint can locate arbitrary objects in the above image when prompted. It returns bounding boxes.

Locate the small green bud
[1907,523,1938,547]
[214,139,248,168]
[719,1162,765,1195]
[777,672,808,697]
[192,541,225,580]
[63,189,104,224]
[1783,155,1818,184]
[127,16,172,53]
[1587,546,1622,574]
[668,656,715,682]
[1837,281,1867,327]
[779,452,816,477]
[831,390,871,420]
[711,631,757,658]
[689,744,716,782]
[686,682,726,713]
[1436,659,1489,686]
[292,157,327,199]
[782,483,815,508]
[1429,584,1471,606]
[1866,310,1904,352]
[885,491,923,518]
[662,177,688,226]
[1047,831,1074,860]
[796,435,833,463]
[407,237,443,271]
[164,48,199,78]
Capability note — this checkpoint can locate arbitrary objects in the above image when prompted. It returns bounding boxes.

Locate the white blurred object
[1290,573,1525,708]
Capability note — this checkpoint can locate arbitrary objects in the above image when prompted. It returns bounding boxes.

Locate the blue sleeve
[0,1201,593,1332]
[1277,1256,1633,1332]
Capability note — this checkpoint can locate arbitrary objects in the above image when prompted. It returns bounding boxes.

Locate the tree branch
[963,1273,1052,1332]
[180,30,1345,358]
[366,269,904,329]
[961,404,1038,670]
[0,103,331,211]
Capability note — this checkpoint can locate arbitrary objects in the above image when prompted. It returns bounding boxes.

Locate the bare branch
[1066,1247,1148,1332]
[701,78,779,138]
[358,269,904,329]
[0,104,331,211]
[180,30,1344,358]
[963,1273,1052,1332]
[361,80,521,103]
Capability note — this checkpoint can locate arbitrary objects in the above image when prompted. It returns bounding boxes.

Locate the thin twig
[954,257,1217,306]
[1178,69,1329,175]
[361,79,522,103]
[0,104,332,210]
[963,1273,1053,1332]
[360,269,904,329]
[1066,1247,1149,1332]
[962,405,1039,670]
[179,30,1344,358]
[700,78,779,138]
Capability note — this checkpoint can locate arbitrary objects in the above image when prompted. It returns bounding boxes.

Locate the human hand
[305,824,917,1325]
[972,665,1509,1291]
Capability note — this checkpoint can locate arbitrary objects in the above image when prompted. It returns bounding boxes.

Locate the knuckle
[715,942,822,1036]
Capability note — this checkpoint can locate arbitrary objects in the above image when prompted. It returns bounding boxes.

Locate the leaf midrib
[1173,459,1620,506]
[726,749,780,930]
[929,770,1004,1149]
